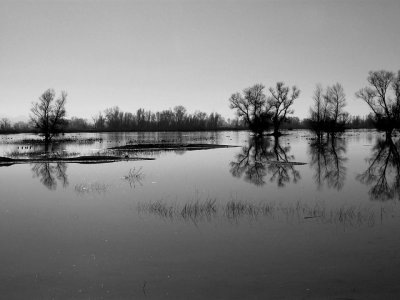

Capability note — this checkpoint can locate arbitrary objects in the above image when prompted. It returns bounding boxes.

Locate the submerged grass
[279,202,376,227]
[181,199,217,221]
[75,182,110,195]
[137,201,175,219]
[137,199,217,222]
[137,199,378,227]
[225,200,275,219]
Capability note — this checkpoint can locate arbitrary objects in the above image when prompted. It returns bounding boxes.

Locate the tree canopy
[229,82,300,136]
[229,84,270,135]
[356,70,400,136]
[30,89,67,142]
[309,83,348,136]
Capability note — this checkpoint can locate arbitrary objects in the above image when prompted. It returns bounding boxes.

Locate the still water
[0,130,399,299]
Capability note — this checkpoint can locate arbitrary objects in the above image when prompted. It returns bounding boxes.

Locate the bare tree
[310,84,324,123]
[30,89,67,143]
[309,83,348,136]
[105,106,123,130]
[174,105,187,127]
[92,112,106,130]
[325,83,348,134]
[0,118,12,132]
[229,84,271,135]
[268,82,300,136]
[356,70,400,136]
[309,84,325,136]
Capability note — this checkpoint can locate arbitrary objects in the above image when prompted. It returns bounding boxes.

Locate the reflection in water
[357,137,400,201]
[137,200,377,227]
[230,137,300,186]
[31,162,68,190]
[308,137,347,190]
[122,167,144,188]
[75,182,110,195]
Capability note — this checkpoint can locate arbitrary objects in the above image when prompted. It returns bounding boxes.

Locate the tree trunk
[273,124,281,137]
[44,133,51,153]
[386,128,394,139]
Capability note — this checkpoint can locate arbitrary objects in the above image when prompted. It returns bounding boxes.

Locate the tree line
[229,69,400,138]
[90,105,228,132]
[0,92,238,139]
[0,69,398,141]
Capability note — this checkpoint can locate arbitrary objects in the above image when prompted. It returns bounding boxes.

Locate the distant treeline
[0,106,244,134]
[275,115,375,130]
[1,69,397,137]
[89,106,232,132]
[0,109,376,134]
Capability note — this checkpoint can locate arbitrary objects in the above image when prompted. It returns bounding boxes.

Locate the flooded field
[0,130,400,299]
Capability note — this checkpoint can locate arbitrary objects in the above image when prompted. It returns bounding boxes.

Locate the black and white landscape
[1,1,400,299]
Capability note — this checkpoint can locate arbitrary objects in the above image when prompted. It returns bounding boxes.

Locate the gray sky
[1,0,399,121]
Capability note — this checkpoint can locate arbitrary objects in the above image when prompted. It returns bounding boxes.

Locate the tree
[174,105,187,127]
[310,84,324,123]
[325,83,348,134]
[0,118,12,132]
[309,84,326,136]
[268,82,300,136]
[13,121,30,132]
[229,84,271,135]
[92,112,106,130]
[356,70,400,136]
[105,106,123,130]
[309,83,348,137]
[67,117,90,131]
[30,89,67,143]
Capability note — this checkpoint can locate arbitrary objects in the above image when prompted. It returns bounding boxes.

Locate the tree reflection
[308,137,347,190]
[31,162,69,190]
[230,136,300,186]
[357,137,400,201]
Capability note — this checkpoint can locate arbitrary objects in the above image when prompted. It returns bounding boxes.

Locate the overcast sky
[0,0,399,121]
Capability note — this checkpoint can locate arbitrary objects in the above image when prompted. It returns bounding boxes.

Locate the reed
[137,198,378,227]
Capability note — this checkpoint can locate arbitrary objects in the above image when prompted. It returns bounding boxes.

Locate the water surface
[0,130,399,299]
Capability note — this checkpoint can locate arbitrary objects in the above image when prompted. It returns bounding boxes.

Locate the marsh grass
[8,137,103,145]
[6,149,45,158]
[137,199,378,227]
[279,202,376,227]
[5,149,80,159]
[2,147,150,164]
[137,201,175,219]
[181,199,217,222]
[5,149,26,157]
[225,200,275,220]
[137,199,217,223]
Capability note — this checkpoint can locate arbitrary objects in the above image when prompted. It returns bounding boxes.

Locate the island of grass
[0,143,238,166]
[108,143,238,151]
[0,155,154,166]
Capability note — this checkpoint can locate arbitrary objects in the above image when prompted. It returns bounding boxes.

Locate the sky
[0,0,399,122]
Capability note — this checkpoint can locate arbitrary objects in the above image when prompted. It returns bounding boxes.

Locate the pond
[0,130,399,299]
